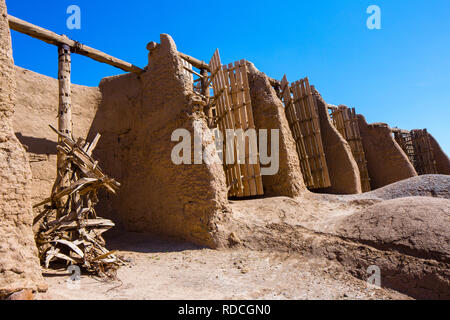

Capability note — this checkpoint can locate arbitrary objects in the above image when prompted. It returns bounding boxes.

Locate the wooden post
[200,68,212,127]
[58,43,72,138]
[53,43,72,217]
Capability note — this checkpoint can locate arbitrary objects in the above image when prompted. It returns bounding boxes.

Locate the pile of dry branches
[33,125,124,277]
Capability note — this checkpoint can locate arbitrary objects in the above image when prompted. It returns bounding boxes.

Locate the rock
[6,290,34,300]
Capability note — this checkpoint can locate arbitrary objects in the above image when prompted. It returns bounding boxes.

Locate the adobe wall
[88,34,230,248]
[0,0,46,297]
[246,63,305,197]
[312,88,362,194]
[13,66,101,207]
[428,133,450,175]
[357,115,417,189]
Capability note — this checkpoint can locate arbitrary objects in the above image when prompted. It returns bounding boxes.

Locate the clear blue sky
[7,0,450,154]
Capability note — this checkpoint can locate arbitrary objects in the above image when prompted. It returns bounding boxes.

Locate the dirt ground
[35,175,449,300]
[37,233,408,300]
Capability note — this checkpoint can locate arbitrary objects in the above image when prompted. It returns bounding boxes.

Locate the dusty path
[38,233,408,300]
[37,175,449,300]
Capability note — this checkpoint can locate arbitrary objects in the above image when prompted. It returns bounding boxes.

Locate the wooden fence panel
[410,129,438,175]
[209,50,264,197]
[281,75,314,187]
[330,106,371,192]
[393,129,416,169]
[288,77,330,189]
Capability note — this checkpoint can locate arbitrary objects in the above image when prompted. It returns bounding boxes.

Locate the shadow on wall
[15,133,57,155]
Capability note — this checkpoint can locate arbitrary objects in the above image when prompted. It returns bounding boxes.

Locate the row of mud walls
[88,34,230,248]
[0,0,46,297]
[274,79,422,194]
[357,116,417,190]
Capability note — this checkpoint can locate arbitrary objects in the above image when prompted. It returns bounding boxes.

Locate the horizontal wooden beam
[178,51,210,72]
[8,15,144,74]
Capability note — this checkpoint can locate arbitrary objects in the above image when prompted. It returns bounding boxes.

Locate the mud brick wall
[247,63,306,197]
[89,34,231,248]
[313,88,362,194]
[357,115,417,189]
[428,133,450,175]
[13,66,101,209]
[0,0,46,297]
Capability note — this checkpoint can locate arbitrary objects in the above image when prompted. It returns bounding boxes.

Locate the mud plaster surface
[357,115,417,190]
[0,0,46,297]
[313,88,361,194]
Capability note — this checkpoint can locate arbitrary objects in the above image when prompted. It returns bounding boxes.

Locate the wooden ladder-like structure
[209,49,264,197]
[281,75,331,190]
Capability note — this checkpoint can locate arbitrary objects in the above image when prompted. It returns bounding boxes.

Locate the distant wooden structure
[393,128,416,169]
[410,129,438,174]
[329,105,371,192]
[394,128,438,175]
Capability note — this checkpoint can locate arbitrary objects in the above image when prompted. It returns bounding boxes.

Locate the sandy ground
[35,176,449,300]
[37,233,408,300]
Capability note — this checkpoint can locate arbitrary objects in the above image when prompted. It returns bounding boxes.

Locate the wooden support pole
[53,43,72,217]
[8,14,144,74]
[58,43,72,138]
[178,51,210,71]
[200,68,213,127]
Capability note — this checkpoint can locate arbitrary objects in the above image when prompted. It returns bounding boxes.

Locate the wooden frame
[209,50,264,197]
[410,129,438,175]
[329,106,371,192]
[282,76,331,189]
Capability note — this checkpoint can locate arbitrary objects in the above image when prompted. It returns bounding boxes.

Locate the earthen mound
[367,174,450,200]
[337,196,450,263]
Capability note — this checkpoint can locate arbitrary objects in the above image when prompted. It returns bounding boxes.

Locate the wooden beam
[178,51,210,71]
[8,14,144,74]
[54,43,72,218]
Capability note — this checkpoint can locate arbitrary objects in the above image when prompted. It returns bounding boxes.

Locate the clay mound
[366,174,450,200]
[337,196,450,263]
